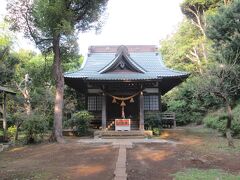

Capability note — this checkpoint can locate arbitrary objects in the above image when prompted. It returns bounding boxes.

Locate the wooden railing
[144,112,176,129]
[161,112,176,128]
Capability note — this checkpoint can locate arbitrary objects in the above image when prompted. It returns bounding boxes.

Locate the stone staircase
[94,130,145,139]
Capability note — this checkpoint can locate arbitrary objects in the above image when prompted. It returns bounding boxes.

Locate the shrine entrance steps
[94,130,146,139]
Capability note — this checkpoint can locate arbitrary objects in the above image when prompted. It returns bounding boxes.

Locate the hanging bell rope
[120,101,126,106]
[130,97,134,103]
[106,91,141,101]
[106,91,141,119]
[112,98,117,103]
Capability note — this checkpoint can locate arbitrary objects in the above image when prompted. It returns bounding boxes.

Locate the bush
[163,76,221,126]
[66,111,93,136]
[203,106,240,137]
[22,113,49,143]
[7,125,17,139]
[144,112,161,130]
[152,128,161,136]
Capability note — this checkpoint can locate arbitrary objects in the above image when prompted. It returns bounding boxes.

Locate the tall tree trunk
[226,102,234,147]
[24,74,32,116]
[50,34,65,143]
[14,122,22,141]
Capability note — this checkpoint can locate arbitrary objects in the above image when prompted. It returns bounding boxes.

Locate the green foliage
[197,63,240,117]
[204,104,240,136]
[65,111,93,136]
[7,0,108,53]
[207,0,240,64]
[164,76,220,125]
[12,111,26,124]
[7,125,17,138]
[0,22,19,85]
[160,20,205,74]
[173,168,240,180]
[181,0,221,19]
[144,112,161,130]
[152,128,161,136]
[22,113,49,143]
[7,0,108,142]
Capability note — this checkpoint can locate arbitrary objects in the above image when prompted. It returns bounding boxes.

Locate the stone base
[94,130,153,139]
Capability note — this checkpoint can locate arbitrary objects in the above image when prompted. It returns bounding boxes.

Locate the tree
[180,0,222,63]
[207,0,240,65]
[181,0,221,37]
[205,0,240,147]
[0,22,19,86]
[7,0,108,143]
[199,62,240,147]
[160,20,206,74]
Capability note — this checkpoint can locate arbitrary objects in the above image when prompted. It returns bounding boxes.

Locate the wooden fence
[144,112,176,129]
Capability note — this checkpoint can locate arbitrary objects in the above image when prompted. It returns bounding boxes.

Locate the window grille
[88,96,102,111]
[144,95,159,110]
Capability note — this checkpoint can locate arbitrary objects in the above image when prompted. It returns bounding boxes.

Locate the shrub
[203,106,240,137]
[163,76,221,126]
[7,125,17,139]
[152,128,161,136]
[22,113,49,143]
[144,112,161,130]
[66,111,93,136]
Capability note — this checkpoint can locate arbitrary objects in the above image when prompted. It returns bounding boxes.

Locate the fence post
[173,113,176,128]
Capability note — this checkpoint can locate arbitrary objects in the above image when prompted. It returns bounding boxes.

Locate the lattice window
[88,96,102,111]
[96,96,103,110]
[144,95,159,110]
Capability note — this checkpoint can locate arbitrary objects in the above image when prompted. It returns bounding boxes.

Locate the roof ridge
[89,45,157,53]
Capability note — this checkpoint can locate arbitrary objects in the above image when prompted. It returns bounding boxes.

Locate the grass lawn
[174,169,240,180]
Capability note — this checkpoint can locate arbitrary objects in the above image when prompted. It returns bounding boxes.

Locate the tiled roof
[64,45,189,81]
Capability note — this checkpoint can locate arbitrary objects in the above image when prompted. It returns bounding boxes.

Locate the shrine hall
[64,45,189,131]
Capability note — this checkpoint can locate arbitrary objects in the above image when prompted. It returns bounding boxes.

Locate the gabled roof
[64,45,189,81]
[99,45,146,74]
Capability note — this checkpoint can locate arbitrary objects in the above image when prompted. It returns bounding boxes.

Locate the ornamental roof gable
[99,46,146,74]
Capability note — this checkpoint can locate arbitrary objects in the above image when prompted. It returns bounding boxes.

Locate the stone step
[98,130,145,139]
[102,136,145,139]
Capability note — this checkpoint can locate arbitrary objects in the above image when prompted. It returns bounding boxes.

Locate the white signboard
[115,119,131,131]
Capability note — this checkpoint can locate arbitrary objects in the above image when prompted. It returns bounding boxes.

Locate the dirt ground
[127,128,240,180]
[1,127,240,180]
[0,142,118,180]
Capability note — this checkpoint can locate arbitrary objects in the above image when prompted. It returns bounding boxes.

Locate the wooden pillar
[158,92,162,112]
[139,91,144,131]
[3,93,7,140]
[85,94,88,110]
[158,85,162,112]
[102,93,107,130]
[173,113,176,128]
